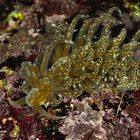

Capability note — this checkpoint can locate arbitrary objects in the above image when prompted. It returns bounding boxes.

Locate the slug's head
[20,61,63,109]
[25,77,53,107]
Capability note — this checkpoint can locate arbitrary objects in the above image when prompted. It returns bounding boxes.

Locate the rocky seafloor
[0,0,140,140]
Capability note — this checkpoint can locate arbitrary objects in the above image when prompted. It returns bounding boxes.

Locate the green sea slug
[16,7,140,119]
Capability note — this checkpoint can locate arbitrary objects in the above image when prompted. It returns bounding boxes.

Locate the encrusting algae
[14,7,140,119]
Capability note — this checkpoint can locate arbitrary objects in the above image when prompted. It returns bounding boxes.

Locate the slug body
[20,8,140,118]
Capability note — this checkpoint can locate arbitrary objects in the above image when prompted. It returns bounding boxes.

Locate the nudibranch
[18,7,140,119]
